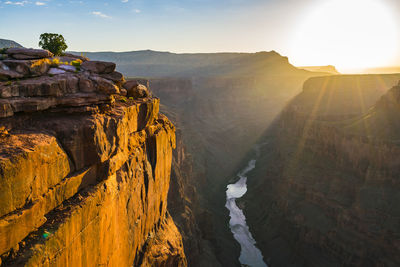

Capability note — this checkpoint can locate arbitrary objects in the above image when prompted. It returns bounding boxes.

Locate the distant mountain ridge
[363,66,400,74]
[0,39,23,48]
[299,65,340,74]
[70,50,326,78]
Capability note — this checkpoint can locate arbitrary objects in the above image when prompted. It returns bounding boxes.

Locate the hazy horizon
[68,49,400,74]
[1,0,400,72]
[2,41,398,74]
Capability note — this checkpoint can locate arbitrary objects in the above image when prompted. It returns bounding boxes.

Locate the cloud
[92,11,111,19]
[121,0,128,2]
[35,1,45,5]
[4,0,29,6]
[132,8,140,13]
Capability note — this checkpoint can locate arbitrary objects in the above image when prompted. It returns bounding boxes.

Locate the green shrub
[71,59,82,71]
[39,33,68,56]
[49,58,61,67]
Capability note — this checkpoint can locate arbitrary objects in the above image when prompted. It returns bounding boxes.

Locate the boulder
[90,75,120,94]
[128,78,149,88]
[0,69,24,81]
[123,80,139,90]
[2,59,50,77]
[1,60,30,76]
[6,48,53,60]
[81,61,116,74]
[124,80,149,99]
[100,71,125,85]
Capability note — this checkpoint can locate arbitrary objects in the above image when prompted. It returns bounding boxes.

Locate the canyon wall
[0,48,186,266]
[245,76,400,267]
[167,129,222,267]
[143,71,329,266]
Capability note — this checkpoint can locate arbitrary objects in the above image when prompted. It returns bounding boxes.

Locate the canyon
[83,49,400,266]
[80,50,333,266]
[1,44,400,267]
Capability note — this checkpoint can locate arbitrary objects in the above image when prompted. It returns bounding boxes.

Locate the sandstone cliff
[245,76,400,266]
[0,48,186,266]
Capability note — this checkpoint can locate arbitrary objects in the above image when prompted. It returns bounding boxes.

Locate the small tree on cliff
[39,33,68,56]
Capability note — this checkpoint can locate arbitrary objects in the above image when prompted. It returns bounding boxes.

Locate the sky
[1,0,400,71]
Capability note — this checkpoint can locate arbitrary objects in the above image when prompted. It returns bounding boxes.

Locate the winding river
[225,154,268,267]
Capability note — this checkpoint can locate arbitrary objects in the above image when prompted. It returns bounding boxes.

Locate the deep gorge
[2,47,400,267]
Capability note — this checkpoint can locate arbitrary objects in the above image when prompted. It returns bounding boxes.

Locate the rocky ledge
[0,48,149,118]
[0,48,187,266]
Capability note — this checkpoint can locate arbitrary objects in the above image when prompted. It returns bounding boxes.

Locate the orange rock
[0,98,186,267]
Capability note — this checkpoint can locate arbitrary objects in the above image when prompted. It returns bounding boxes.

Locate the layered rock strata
[0,48,186,266]
[245,79,400,267]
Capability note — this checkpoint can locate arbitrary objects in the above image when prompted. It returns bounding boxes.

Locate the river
[225,154,268,267]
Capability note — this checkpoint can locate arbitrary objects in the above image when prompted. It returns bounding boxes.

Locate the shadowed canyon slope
[244,75,400,266]
[144,64,400,265]
[0,48,186,266]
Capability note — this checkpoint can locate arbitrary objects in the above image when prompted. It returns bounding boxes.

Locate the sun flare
[290,0,399,72]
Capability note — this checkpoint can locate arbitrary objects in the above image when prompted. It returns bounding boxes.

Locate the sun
[290,0,399,72]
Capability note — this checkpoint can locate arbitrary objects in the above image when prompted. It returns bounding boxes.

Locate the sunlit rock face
[0,48,186,266]
[245,76,400,267]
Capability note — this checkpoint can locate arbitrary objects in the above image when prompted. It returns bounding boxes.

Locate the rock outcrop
[0,48,186,266]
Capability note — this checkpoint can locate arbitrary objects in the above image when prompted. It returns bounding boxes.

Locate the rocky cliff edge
[0,48,187,266]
